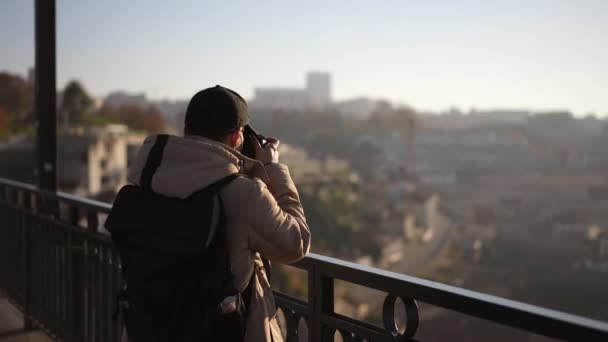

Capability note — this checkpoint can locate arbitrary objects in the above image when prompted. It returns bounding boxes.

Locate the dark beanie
[184,85,250,137]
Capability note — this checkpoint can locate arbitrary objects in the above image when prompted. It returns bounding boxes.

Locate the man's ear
[228,129,241,147]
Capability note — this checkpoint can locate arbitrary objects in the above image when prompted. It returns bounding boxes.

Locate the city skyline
[1,0,607,116]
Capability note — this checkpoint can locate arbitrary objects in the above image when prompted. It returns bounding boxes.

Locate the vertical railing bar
[97,244,101,342]
[32,223,39,326]
[104,245,110,342]
[66,207,75,342]
[51,225,58,335]
[10,187,17,206]
[42,224,48,330]
[114,252,123,342]
[53,228,60,337]
[59,229,67,340]
[69,206,79,229]
[308,261,335,342]
[96,242,101,342]
[109,251,116,342]
[104,245,114,341]
[95,242,102,342]
[21,202,32,330]
[309,263,318,342]
[86,241,93,342]
[47,225,53,334]
[81,237,93,342]
[104,245,111,342]
[88,241,93,342]
[87,210,99,233]
[16,189,22,209]
[33,223,40,327]
[321,273,335,342]
[114,251,121,342]
[92,241,97,342]
[43,224,50,331]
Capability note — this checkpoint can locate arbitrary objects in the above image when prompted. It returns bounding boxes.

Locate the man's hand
[251,136,280,165]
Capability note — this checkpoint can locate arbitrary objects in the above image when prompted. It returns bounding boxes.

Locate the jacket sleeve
[246,163,311,264]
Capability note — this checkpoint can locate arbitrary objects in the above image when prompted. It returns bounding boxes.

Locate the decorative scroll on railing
[1,177,608,342]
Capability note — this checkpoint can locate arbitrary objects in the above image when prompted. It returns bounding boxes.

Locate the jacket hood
[127,134,268,198]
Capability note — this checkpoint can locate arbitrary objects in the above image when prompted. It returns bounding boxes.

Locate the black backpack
[105,135,252,342]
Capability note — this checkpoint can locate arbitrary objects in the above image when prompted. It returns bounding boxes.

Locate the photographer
[112,85,310,342]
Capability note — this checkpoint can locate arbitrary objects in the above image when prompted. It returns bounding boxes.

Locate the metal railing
[1,176,608,342]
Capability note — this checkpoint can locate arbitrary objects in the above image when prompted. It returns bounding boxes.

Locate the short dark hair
[183,124,234,141]
[184,85,250,141]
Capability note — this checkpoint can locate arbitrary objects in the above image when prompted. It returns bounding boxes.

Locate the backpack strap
[207,173,262,318]
[140,134,169,193]
[262,258,272,283]
[209,173,241,191]
[204,173,241,248]
[240,257,271,329]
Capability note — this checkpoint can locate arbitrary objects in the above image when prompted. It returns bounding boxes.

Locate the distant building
[57,124,145,200]
[277,143,350,183]
[588,185,608,201]
[251,88,310,112]
[306,71,331,110]
[402,190,440,242]
[527,111,585,148]
[103,92,187,133]
[104,91,148,109]
[420,109,530,129]
[250,71,332,112]
[334,97,378,120]
[0,124,145,201]
[154,99,188,133]
[27,67,35,84]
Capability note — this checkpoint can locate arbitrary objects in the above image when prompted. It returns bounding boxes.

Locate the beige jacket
[126,134,311,342]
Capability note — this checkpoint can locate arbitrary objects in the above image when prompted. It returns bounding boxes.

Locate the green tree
[0,108,9,137]
[0,71,33,125]
[99,104,166,133]
[61,80,93,125]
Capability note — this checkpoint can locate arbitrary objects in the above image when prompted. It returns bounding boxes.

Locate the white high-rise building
[306,72,331,110]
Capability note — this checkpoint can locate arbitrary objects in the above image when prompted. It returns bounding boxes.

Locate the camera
[242,124,268,158]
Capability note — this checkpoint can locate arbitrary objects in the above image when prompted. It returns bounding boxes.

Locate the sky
[1,0,607,116]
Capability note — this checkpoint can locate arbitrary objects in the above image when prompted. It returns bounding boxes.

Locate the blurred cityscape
[1,67,607,340]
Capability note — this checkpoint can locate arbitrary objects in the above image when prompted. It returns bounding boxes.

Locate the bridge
[1,1,608,341]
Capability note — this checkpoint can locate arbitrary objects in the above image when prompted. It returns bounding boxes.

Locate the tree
[0,72,33,124]
[61,80,93,125]
[98,104,166,133]
[368,104,419,170]
[0,108,9,135]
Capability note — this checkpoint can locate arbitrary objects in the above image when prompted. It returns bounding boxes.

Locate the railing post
[308,263,334,342]
[34,0,57,191]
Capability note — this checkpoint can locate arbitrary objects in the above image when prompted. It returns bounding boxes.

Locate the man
[125,85,311,341]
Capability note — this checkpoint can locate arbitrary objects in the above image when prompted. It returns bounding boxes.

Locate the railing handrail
[0,176,112,213]
[293,253,608,340]
[2,176,608,341]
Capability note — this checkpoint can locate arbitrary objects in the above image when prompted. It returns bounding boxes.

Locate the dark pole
[35,0,57,191]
